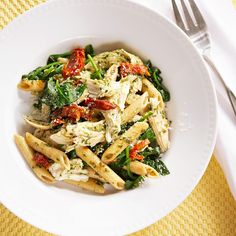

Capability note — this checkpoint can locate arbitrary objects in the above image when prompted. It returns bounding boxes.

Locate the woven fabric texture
[233,0,236,8]
[1,1,236,235]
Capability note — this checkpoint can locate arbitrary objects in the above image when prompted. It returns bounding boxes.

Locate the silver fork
[172,0,236,117]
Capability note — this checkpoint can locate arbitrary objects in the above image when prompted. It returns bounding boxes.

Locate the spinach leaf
[141,144,169,176]
[38,78,86,109]
[145,60,170,102]
[109,149,128,169]
[139,127,156,143]
[22,62,63,81]
[67,149,77,159]
[125,176,145,190]
[90,142,110,157]
[109,150,131,176]
[76,83,87,97]
[85,44,95,58]
[47,51,72,64]
[109,161,129,179]
[87,54,104,80]
[109,148,144,190]
[119,122,135,135]
[143,158,170,176]
[141,146,161,158]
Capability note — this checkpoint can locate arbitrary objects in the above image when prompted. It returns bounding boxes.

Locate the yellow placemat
[233,0,236,8]
[1,1,236,235]
[1,157,235,235]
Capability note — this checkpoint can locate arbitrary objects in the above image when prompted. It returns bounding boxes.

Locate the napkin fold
[133,0,236,199]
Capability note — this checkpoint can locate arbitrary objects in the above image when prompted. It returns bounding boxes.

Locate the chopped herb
[145,60,170,102]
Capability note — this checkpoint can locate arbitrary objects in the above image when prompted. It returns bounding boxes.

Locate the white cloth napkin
[133,0,236,199]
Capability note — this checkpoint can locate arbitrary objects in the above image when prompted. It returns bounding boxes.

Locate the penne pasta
[25,132,70,170]
[128,161,147,176]
[32,166,56,184]
[86,167,106,182]
[76,146,125,190]
[24,116,51,130]
[148,115,170,152]
[14,134,55,184]
[16,46,171,193]
[124,161,159,177]
[17,79,45,92]
[142,78,165,111]
[121,92,149,124]
[135,162,159,177]
[64,178,105,194]
[101,122,149,164]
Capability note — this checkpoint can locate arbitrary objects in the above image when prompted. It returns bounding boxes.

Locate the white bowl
[0,0,217,235]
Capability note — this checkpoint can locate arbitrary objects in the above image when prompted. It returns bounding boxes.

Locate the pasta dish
[15,45,171,193]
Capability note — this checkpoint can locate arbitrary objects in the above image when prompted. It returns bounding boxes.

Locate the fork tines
[172,0,206,32]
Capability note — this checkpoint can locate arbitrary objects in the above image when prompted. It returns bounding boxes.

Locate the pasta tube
[121,92,149,124]
[64,178,105,194]
[101,122,149,164]
[25,132,70,170]
[14,134,55,184]
[24,116,51,130]
[17,80,45,92]
[76,146,125,190]
[126,161,147,176]
[86,167,106,182]
[123,161,159,177]
[142,78,165,111]
[132,161,158,177]
[148,115,170,152]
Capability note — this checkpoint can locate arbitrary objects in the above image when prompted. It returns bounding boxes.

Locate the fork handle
[203,53,236,117]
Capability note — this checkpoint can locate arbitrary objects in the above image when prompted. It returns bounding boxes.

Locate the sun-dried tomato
[51,118,65,127]
[76,106,93,121]
[51,104,95,124]
[33,152,53,169]
[62,48,85,78]
[60,104,81,122]
[130,139,150,161]
[84,98,117,110]
[119,63,150,77]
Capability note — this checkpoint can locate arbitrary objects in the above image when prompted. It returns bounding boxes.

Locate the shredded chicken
[50,120,106,150]
[49,159,88,181]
